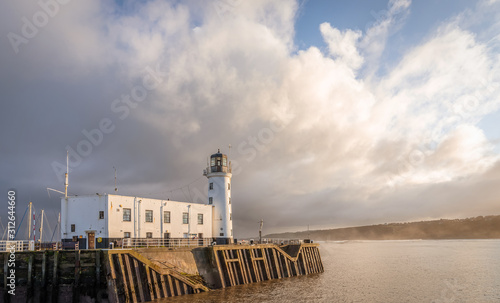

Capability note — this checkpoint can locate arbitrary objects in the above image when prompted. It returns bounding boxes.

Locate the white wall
[61,194,213,240]
[208,173,233,239]
[60,195,107,240]
[106,195,213,238]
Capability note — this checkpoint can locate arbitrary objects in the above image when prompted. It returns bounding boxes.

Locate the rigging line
[146,176,205,196]
[49,209,59,242]
[1,218,7,240]
[43,211,54,243]
[14,204,30,239]
[180,186,190,204]
[187,185,192,203]
[50,222,58,242]
[2,226,7,241]
[161,176,204,195]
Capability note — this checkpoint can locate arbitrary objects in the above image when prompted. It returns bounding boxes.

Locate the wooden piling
[52,251,59,302]
[117,254,130,302]
[0,243,322,303]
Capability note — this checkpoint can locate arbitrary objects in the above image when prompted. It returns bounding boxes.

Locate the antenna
[228,144,232,172]
[259,219,264,244]
[113,166,117,192]
[47,188,65,196]
[64,150,68,199]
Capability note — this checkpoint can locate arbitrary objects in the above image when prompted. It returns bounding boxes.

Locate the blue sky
[1,0,500,238]
[295,0,500,152]
[296,0,471,49]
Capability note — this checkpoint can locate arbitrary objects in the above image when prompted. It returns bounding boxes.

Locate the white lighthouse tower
[203,149,233,244]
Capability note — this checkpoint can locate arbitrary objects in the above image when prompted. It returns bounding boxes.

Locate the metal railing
[260,239,302,245]
[203,162,233,175]
[0,240,35,251]
[122,237,213,249]
[0,241,78,251]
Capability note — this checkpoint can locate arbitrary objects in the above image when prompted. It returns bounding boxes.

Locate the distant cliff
[265,215,500,240]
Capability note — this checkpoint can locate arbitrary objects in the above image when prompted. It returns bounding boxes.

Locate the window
[211,158,215,166]
[164,233,170,239]
[209,182,213,190]
[164,211,171,223]
[124,232,130,238]
[146,232,152,238]
[99,211,104,219]
[229,197,231,204]
[182,212,189,224]
[183,233,188,238]
[209,197,213,205]
[230,213,232,221]
[220,233,224,236]
[198,214,203,225]
[123,208,131,221]
[228,183,230,190]
[71,224,75,232]
[145,210,153,222]
[223,157,227,166]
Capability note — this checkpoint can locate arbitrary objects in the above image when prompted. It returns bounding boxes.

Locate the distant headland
[266,215,500,240]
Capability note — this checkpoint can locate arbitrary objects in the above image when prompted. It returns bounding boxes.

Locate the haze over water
[159,240,500,302]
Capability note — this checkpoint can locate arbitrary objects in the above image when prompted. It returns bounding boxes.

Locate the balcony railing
[203,162,232,175]
[122,237,213,249]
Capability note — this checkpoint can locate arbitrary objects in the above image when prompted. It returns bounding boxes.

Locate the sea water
[157,240,500,302]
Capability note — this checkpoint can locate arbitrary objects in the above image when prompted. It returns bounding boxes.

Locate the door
[164,232,170,247]
[198,233,203,246]
[88,232,95,249]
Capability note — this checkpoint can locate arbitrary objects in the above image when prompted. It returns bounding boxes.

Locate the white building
[61,150,233,249]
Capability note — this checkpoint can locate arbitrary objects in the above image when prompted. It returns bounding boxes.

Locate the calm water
[158,240,500,302]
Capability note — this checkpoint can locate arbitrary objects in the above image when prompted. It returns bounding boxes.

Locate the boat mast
[33,210,36,242]
[64,150,68,199]
[28,201,32,240]
[39,209,44,244]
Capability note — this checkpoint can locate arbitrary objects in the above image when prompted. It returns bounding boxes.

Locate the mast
[28,202,32,240]
[33,211,36,242]
[114,167,117,192]
[64,150,68,199]
[58,212,61,242]
[39,209,44,244]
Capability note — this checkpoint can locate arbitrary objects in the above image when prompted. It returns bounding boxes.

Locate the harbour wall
[0,243,323,302]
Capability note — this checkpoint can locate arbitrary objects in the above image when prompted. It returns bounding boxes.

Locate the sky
[1,0,500,239]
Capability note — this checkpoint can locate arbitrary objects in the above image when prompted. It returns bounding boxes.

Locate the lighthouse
[203,149,233,244]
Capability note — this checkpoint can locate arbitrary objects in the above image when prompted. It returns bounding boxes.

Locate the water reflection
[158,240,500,302]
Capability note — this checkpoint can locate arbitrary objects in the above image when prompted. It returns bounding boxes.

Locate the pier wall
[0,250,108,302]
[1,243,323,302]
[212,243,323,288]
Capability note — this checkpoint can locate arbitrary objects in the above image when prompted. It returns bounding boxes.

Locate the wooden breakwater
[107,249,210,302]
[213,243,323,287]
[1,243,323,302]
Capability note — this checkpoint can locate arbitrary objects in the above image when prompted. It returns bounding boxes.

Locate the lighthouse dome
[209,149,229,173]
